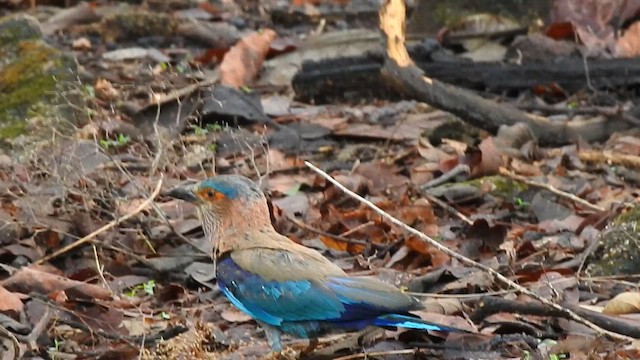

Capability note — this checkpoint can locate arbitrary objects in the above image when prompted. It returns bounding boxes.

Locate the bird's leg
[261,323,283,352]
[300,338,319,356]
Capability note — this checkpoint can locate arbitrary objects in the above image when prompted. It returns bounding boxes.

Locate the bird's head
[167,175,270,240]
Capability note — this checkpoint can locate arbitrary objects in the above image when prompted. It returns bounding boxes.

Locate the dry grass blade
[305,160,634,341]
[33,178,164,265]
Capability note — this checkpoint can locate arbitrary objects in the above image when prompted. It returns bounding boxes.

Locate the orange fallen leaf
[319,235,365,254]
[405,237,450,267]
[220,29,277,88]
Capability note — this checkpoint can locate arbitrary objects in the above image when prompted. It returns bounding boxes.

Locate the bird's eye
[199,188,224,201]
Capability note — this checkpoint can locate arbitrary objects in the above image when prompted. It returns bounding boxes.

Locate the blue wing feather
[217,256,345,326]
[216,254,464,337]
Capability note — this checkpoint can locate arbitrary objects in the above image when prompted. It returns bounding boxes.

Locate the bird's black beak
[167,185,199,203]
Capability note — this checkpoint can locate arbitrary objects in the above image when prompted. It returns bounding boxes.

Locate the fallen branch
[294,55,640,107]
[498,167,605,212]
[306,161,635,341]
[579,150,640,169]
[33,178,164,265]
[377,0,632,146]
[471,297,640,339]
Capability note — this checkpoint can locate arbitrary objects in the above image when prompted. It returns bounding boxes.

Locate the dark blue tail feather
[373,314,467,333]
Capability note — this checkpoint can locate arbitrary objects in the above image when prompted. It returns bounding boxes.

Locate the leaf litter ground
[2,1,640,359]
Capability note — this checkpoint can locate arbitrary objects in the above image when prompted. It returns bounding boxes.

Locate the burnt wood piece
[293,54,640,103]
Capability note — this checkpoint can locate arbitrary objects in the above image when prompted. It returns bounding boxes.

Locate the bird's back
[215,235,424,338]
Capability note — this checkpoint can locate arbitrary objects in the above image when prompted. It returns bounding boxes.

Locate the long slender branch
[305,161,634,341]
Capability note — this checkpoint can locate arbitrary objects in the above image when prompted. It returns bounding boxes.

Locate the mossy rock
[585,206,640,276]
[0,13,84,155]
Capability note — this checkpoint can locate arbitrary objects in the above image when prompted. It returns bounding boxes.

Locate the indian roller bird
[168,175,467,352]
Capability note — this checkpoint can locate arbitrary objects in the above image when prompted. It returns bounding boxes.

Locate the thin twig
[406,289,515,298]
[34,178,164,265]
[104,152,204,253]
[420,164,470,190]
[92,244,112,295]
[498,167,604,212]
[423,193,473,225]
[285,213,371,247]
[306,161,634,341]
[334,348,422,360]
[340,221,375,237]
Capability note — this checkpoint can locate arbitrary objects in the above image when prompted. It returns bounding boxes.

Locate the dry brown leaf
[0,285,24,313]
[95,78,120,101]
[410,310,473,332]
[353,161,408,196]
[220,29,277,88]
[469,137,504,177]
[221,308,253,323]
[603,291,640,315]
[421,298,464,315]
[440,138,467,156]
[72,37,92,51]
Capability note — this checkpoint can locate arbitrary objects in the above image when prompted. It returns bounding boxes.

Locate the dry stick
[406,289,514,298]
[305,161,634,341]
[420,164,470,190]
[34,178,164,265]
[498,167,605,212]
[579,149,640,169]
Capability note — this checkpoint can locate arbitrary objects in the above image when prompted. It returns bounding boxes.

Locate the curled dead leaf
[603,291,640,315]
